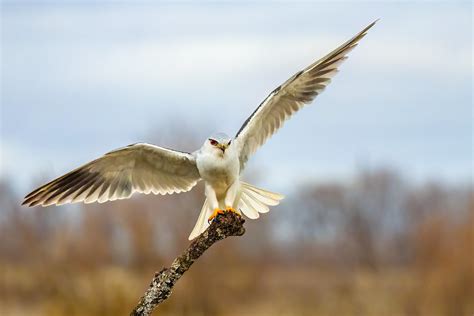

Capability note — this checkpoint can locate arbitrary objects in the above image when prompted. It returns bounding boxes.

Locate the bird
[22,20,377,240]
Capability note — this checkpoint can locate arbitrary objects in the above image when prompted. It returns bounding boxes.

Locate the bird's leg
[208,208,225,223]
[205,184,224,223]
[224,180,241,216]
[225,206,240,215]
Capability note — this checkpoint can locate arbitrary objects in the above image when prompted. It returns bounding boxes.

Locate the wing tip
[363,19,379,34]
[22,199,40,207]
[22,194,39,207]
[371,18,380,26]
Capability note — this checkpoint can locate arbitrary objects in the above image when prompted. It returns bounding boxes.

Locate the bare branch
[130,212,245,316]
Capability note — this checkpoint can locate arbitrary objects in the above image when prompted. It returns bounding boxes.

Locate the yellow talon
[208,208,225,222]
[225,206,240,215]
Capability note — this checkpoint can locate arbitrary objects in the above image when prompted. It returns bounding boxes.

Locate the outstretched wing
[234,21,377,170]
[23,143,201,207]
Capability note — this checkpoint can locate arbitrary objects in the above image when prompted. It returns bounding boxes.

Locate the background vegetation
[1,166,472,315]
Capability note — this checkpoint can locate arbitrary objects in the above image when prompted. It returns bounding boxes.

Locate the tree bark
[130,211,245,316]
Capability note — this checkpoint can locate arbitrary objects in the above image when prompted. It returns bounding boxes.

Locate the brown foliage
[0,169,472,315]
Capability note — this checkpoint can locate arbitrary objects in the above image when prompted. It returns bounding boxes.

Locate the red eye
[209,139,218,146]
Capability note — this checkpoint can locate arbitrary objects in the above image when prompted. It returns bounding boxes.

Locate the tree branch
[130,211,245,316]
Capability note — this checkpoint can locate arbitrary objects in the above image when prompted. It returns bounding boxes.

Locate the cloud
[3,3,470,93]
[5,33,470,93]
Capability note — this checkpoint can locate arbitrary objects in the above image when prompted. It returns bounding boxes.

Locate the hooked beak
[217,143,228,153]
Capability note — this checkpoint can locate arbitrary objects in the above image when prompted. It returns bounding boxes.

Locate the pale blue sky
[1,1,472,193]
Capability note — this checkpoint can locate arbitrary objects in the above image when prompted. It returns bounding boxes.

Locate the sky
[1,1,472,194]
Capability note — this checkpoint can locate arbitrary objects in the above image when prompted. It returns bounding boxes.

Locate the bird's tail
[188,182,284,240]
[188,198,212,240]
[236,182,284,219]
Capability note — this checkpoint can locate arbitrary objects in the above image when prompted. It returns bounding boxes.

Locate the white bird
[23,21,377,240]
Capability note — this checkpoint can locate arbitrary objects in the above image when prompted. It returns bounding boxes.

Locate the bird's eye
[228,140,232,146]
[209,139,218,146]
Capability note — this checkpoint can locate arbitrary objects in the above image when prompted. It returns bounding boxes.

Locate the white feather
[239,194,260,219]
[188,199,212,240]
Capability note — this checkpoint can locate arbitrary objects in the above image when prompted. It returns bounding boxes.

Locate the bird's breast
[196,150,239,188]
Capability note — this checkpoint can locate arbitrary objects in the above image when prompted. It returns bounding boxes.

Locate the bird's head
[204,132,232,156]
